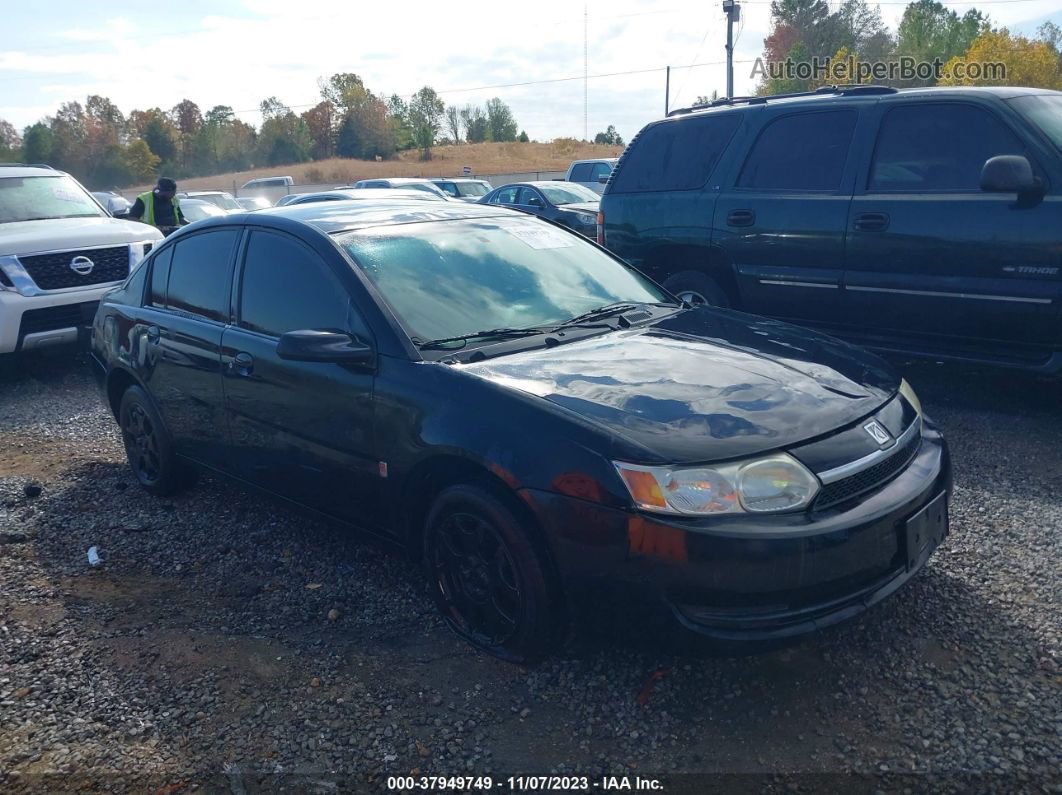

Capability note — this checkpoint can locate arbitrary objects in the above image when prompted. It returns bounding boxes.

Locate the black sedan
[90,201,950,662]
[480,181,599,236]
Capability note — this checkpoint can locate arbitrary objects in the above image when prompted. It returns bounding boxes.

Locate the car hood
[457,308,898,463]
[558,201,599,213]
[0,217,162,257]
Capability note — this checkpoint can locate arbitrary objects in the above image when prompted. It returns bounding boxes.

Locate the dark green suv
[599,86,1062,373]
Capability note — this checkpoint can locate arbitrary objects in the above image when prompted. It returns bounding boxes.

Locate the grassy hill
[149,141,624,192]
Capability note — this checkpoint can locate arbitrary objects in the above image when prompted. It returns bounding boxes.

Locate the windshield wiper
[418,327,548,350]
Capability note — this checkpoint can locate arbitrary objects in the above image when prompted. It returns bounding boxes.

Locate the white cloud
[0,0,1059,142]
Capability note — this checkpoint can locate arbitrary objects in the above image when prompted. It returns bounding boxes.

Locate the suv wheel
[663,271,729,307]
[119,386,196,496]
[425,484,559,663]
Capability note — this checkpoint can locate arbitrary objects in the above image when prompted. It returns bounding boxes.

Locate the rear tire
[119,386,196,496]
[424,484,560,663]
[663,270,729,307]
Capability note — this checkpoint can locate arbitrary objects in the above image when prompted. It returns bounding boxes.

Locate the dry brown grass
[142,141,624,192]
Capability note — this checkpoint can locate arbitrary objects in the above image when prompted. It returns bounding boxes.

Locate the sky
[1,0,1060,147]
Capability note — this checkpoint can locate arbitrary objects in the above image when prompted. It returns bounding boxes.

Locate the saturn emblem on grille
[863,420,893,447]
[69,255,95,276]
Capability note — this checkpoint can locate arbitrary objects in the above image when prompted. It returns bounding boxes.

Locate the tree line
[743,0,1062,97]
[0,73,532,189]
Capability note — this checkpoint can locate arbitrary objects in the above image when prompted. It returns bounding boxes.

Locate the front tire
[119,386,195,496]
[662,270,729,307]
[424,484,560,663]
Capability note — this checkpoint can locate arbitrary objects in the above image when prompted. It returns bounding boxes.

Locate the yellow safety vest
[137,191,181,226]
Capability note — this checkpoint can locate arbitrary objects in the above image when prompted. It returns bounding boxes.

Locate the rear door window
[590,162,612,181]
[238,230,352,338]
[569,163,593,182]
[165,229,238,322]
[869,103,1032,192]
[491,186,520,205]
[610,113,741,193]
[737,110,857,192]
[148,246,173,308]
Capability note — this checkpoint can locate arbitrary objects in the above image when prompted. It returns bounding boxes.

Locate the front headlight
[898,378,922,417]
[571,211,597,225]
[614,453,819,516]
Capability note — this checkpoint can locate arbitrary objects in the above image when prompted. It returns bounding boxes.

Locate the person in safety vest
[128,177,186,229]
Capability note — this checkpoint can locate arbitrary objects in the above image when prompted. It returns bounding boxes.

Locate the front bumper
[521,420,952,645]
[0,288,110,355]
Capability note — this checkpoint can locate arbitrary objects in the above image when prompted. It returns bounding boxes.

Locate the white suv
[0,165,162,360]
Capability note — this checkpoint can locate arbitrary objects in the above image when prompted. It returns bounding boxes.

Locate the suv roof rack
[0,162,56,169]
[667,84,897,117]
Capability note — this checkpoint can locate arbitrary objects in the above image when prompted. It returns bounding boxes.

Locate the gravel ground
[0,351,1059,793]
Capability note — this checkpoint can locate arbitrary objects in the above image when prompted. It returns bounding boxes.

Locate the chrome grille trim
[818,416,922,485]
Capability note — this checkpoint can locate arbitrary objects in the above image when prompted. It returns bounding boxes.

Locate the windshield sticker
[505,225,575,250]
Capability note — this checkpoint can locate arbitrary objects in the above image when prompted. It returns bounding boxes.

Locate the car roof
[293,189,436,202]
[0,165,68,179]
[183,190,229,195]
[253,199,521,234]
[360,177,435,185]
[431,177,487,183]
[570,158,618,165]
[665,85,1061,120]
[493,181,592,190]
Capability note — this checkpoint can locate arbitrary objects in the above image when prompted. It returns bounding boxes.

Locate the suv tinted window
[590,162,612,181]
[870,103,1030,192]
[239,231,351,338]
[165,229,238,321]
[738,110,856,191]
[610,113,741,193]
[569,163,593,182]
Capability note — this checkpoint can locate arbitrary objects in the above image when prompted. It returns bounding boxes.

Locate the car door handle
[727,209,755,227]
[854,212,889,231]
[145,325,160,344]
[231,352,254,377]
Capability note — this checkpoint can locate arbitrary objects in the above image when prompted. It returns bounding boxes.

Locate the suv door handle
[854,212,889,231]
[231,352,254,377]
[727,209,755,227]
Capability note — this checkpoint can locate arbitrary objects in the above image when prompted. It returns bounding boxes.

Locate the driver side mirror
[527,196,543,208]
[980,155,1042,196]
[276,329,374,367]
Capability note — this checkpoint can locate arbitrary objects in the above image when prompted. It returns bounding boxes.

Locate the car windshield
[337,217,669,345]
[539,184,599,205]
[0,175,104,223]
[182,202,227,222]
[1009,94,1062,152]
[456,182,489,197]
[195,193,241,210]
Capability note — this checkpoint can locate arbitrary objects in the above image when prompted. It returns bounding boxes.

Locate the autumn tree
[445,105,462,143]
[895,0,987,84]
[461,104,489,143]
[408,87,444,160]
[301,101,335,160]
[0,119,20,161]
[485,97,518,142]
[21,122,53,165]
[940,29,1062,89]
[122,139,160,182]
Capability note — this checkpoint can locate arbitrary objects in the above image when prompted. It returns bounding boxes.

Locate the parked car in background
[0,164,160,364]
[235,196,273,211]
[283,189,445,206]
[600,85,1062,374]
[241,176,294,191]
[566,158,618,194]
[273,193,303,207]
[177,191,242,212]
[91,200,950,662]
[92,191,132,217]
[240,176,295,205]
[480,181,599,236]
[430,178,492,202]
[352,178,450,199]
[179,199,230,224]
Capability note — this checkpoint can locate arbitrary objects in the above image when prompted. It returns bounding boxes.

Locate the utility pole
[584,4,588,141]
[665,65,671,116]
[722,0,740,99]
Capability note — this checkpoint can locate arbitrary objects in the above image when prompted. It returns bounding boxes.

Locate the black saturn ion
[91,201,951,662]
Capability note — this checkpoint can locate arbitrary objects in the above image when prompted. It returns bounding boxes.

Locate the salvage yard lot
[0,354,1059,791]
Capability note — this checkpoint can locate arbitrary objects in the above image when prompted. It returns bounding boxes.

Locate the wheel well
[644,245,740,307]
[402,457,551,563]
[105,369,138,420]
